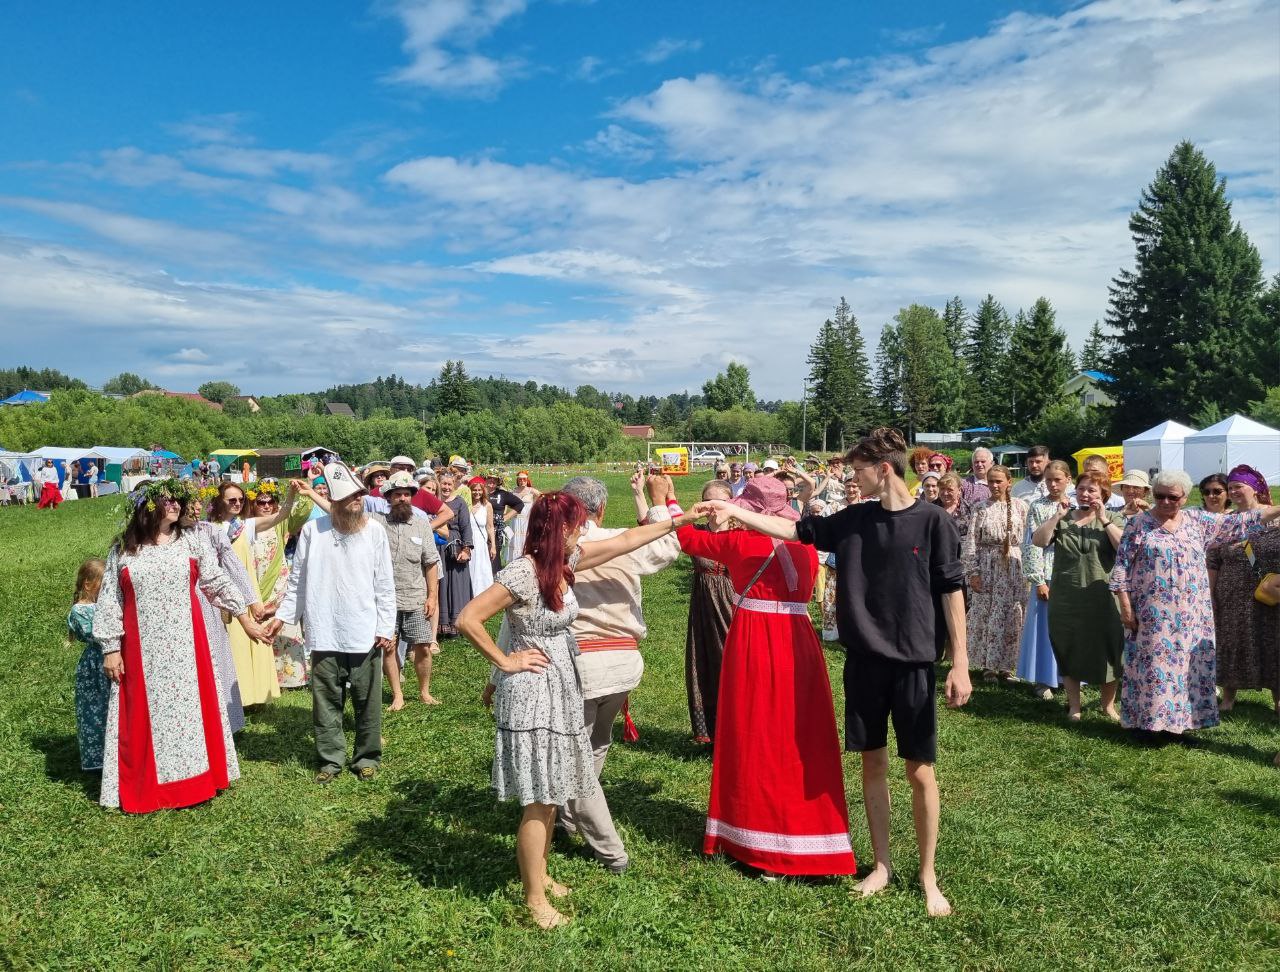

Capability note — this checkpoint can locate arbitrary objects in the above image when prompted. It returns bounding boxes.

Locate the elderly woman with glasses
[1208,466,1280,714]
[1110,469,1280,740]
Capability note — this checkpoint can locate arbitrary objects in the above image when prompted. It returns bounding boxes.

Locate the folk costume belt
[736,596,808,616]
[695,564,728,576]
[576,637,639,653]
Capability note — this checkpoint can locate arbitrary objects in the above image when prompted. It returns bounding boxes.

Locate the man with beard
[273,461,396,783]
[1011,445,1051,502]
[373,472,441,709]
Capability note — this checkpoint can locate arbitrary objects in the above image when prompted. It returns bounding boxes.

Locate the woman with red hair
[458,491,697,930]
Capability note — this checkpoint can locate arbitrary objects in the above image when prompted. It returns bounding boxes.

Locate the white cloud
[0,197,248,259]
[383,0,529,92]
[171,347,210,362]
[638,37,703,65]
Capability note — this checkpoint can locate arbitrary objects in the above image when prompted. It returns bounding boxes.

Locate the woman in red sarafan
[677,476,856,877]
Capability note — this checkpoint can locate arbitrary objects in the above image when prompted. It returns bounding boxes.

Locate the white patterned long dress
[963,498,1030,673]
[93,531,248,813]
[490,554,597,807]
[192,522,257,732]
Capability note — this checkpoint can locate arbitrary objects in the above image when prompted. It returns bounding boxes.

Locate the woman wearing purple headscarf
[1110,469,1280,740]
[1208,465,1280,714]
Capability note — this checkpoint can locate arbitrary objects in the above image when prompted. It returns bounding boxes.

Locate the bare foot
[1068,711,1082,723]
[1102,707,1121,722]
[545,877,571,898]
[419,693,441,705]
[853,864,893,898]
[922,875,953,917]
[527,901,570,930]
[387,697,405,712]
[429,644,441,656]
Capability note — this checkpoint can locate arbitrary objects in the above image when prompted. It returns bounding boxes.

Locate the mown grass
[1,477,1278,971]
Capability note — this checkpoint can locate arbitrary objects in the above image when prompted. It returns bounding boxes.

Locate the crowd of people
[63,431,1280,929]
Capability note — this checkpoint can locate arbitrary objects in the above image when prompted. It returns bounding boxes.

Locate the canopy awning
[0,389,50,405]
[208,449,258,460]
[31,446,109,462]
[151,449,183,460]
[89,446,151,464]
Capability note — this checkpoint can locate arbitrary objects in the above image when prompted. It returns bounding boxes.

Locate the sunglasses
[1153,492,1183,502]
[1202,488,1226,496]
[225,497,244,505]
[254,497,277,505]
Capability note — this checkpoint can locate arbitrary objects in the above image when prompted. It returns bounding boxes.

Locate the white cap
[762,459,780,471]
[389,455,416,468]
[323,461,366,502]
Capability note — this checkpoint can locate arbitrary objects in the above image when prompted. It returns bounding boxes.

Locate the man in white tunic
[554,474,681,873]
[274,461,397,783]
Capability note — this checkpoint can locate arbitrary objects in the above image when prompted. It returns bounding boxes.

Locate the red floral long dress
[677,526,857,877]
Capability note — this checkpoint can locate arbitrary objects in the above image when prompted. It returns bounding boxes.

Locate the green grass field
[1,475,1277,971]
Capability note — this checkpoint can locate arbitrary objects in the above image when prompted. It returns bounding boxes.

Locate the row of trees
[0,388,637,466]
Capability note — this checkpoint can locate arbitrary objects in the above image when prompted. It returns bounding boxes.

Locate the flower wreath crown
[128,478,198,514]
[244,479,281,502]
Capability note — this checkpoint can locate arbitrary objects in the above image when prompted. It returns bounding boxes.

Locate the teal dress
[69,604,109,771]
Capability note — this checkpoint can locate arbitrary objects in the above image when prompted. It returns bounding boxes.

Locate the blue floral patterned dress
[69,603,109,771]
[1110,509,1267,733]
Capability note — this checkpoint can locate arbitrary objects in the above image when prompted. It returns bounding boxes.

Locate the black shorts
[843,651,937,763]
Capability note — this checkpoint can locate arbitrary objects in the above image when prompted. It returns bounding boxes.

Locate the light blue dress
[70,604,109,771]
[1017,497,1060,688]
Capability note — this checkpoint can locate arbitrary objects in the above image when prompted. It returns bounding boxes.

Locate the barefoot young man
[696,428,972,916]
[374,472,442,708]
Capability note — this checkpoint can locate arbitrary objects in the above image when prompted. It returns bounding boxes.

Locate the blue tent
[0,389,50,406]
[151,449,183,460]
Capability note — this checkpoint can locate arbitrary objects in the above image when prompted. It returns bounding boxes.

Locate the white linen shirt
[276,515,397,654]
[572,506,681,700]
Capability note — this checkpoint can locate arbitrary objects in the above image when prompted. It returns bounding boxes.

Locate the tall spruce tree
[831,298,875,445]
[806,316,840,452]
[964,294,1011,428]
[873,322,905,427]
[1007,298,1075,432]
[896,304,954,438]
[1078,321,1107,372]
[436,360,478,415]
[1106,141,1267,436]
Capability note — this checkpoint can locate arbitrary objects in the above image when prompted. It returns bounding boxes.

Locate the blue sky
[1,0,1276,399]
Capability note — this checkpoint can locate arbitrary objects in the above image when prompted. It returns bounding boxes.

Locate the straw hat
[1112,469,1150,492]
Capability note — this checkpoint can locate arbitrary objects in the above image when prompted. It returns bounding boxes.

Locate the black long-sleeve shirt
[797,500,964,664]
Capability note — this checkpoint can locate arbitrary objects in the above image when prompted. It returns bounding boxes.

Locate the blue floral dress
[1110,509,1267,732]
[70,603,109,771]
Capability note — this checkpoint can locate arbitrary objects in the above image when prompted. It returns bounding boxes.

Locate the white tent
[1184,415,1280,485]
[0,450,38,482]
[31,446,109,463]
[89,446,150,465]
[1122,420,1198,475]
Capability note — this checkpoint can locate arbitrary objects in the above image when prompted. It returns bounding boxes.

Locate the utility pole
[801,381,808,453]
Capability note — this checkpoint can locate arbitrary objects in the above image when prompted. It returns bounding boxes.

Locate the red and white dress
[677,526,857,876]
[93,532,248,813]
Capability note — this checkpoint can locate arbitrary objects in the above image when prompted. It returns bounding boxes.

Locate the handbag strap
[1243,541,1263,577]
[734,549,778,613]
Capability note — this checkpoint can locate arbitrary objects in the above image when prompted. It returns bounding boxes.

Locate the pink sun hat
[729,475,801,521]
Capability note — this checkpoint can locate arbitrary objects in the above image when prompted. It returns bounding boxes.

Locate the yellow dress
[225,522,281,706]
